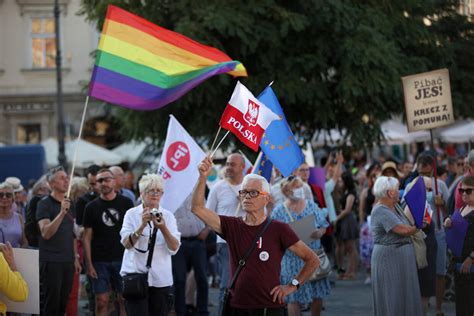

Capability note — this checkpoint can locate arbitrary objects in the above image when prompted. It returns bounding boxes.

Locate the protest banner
[0,248,39,314]
[402,68,454,132]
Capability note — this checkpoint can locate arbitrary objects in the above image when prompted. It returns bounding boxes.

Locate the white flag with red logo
[157,115,206,213]
[219,82,280,151]
[424,201,433,225]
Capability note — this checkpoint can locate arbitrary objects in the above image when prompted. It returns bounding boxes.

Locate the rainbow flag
[89,5,247,110]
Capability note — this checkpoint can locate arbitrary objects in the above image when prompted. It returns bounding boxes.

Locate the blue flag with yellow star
[253,152,273,182]
[257,86,304,177]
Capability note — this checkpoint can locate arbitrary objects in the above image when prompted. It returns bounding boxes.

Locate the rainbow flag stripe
[89,5,247,110]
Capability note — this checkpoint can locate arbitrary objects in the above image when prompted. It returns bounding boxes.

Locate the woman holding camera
[120,174,181,316]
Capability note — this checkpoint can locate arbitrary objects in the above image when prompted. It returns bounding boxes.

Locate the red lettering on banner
[166,141,190,171]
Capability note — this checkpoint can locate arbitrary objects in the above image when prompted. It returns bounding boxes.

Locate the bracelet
[133,231,140,239]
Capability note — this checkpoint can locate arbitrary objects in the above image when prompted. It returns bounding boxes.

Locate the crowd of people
[0,146,473,316]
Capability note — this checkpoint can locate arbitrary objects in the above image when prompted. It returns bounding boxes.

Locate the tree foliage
[80,0,474,151]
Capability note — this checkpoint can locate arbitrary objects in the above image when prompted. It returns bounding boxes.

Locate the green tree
[80,0,474,152]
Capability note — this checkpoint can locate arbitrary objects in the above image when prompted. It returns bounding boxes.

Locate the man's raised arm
[191,157,222,234]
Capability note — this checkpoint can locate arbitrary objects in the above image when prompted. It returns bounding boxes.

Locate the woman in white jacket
[120,174,181,316]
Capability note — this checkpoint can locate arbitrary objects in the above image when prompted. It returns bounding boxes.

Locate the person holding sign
[271,176,330,316]
[370,176,422,316]
[0,241,28,315]
[192,157,319,316]
[444,176,474,316]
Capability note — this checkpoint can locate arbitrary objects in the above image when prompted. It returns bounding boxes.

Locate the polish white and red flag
[219,82,280,151]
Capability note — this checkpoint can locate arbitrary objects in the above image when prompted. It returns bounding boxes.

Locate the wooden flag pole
[66,96,90,198]
[209,126,222,153]
[210,130,230,158]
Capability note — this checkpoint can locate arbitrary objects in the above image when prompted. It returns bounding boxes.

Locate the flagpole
[209,126,222,153]
[250,151,263,174]
[66,96,90,198]
[210,130,230,158]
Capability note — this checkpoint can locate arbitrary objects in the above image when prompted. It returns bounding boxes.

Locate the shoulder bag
[122,225,158,300]
[396,203,428,269]
[283,204,331,281]
[221,218,273,316]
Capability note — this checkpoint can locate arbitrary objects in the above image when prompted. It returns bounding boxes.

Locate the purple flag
[308,167,326,190]
[404,176,426,229]
[446,210,469,258]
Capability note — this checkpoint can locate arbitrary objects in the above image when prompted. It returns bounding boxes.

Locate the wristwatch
[290,278,300,290]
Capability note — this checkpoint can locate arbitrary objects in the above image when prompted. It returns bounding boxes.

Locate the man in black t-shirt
[75,164,101,226]
[83,168,133,316]
[36,166,82,316]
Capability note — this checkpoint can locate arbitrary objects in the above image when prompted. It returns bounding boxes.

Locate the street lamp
[54,0,66,167]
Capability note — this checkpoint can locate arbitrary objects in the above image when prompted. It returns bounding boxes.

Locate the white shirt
[205,179,244,243]
[120,204,181,287]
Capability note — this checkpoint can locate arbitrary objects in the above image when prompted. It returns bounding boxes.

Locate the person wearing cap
[380,161,402,180]
[4,177,26,219]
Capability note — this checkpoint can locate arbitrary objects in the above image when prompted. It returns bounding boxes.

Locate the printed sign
[402,69,454,132]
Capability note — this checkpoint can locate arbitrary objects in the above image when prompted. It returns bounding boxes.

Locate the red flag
[220,82,279,151]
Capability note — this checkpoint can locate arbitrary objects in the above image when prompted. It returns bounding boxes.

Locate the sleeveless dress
[271,200,331,303]
[0,211,23,247]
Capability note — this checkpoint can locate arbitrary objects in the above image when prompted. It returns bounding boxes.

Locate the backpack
[25,195,44,247]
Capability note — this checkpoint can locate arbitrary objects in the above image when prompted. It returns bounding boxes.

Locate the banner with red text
[158,115,206,212]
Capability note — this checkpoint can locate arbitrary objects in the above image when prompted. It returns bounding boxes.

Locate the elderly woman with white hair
[370,176,422,316]
[120,174,180,316]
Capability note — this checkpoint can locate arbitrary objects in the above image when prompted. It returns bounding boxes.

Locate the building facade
[0,0,106,146]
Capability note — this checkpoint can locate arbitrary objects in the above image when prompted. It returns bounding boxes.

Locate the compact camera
[150,208,163,221]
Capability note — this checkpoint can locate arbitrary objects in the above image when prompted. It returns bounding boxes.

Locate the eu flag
[253,152,273,182]
[257,87,304,177]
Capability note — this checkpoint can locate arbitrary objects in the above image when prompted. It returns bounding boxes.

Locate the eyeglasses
[457,163,465,167]
[146,189,163,196]
[298,168,310,172]
[0,192,13,199]
[458,188,474,195]
[97,177,113,183]
[426,188,433,192]
[238,190,268,198]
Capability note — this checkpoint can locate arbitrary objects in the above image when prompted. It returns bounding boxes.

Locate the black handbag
[221,218,273,316]
[122,226,158,300]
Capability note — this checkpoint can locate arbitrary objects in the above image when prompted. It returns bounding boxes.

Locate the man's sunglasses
[458,188,474,195]
[0,192,13,199]
[238,190,268,198]
[97,177,113,183]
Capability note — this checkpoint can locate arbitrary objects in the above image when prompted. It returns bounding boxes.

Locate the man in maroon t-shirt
[192,157,319,315]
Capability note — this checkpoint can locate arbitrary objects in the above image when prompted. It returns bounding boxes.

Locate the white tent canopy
[42,138,123,168]
[380,119,431,144]
[312,129,349,146]
[439,120,474,143]
[112,140,148,164]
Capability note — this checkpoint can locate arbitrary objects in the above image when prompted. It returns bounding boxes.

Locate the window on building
[31,17,56,68]
[17,124,41,144]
